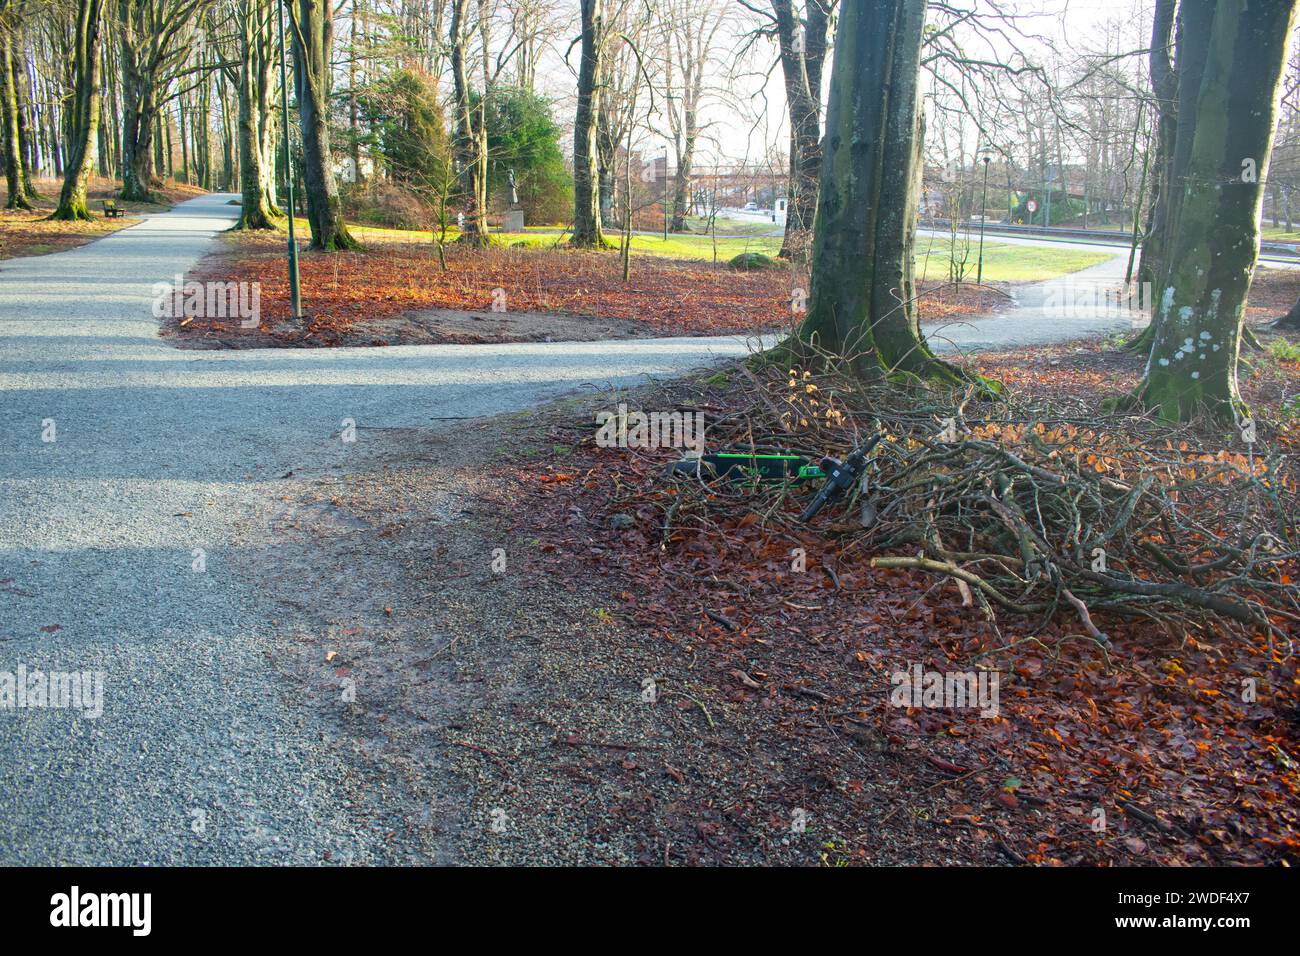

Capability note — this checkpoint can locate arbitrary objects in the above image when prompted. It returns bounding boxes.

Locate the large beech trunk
[50,0,106,221]
[118,42,154,201]
[235,0,279,229]
[799,0,962,383]
[1132,0,1297,421]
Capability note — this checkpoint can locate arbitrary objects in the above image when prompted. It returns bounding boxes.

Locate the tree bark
[773,0,829,261]
[288,0,358,250]
[572,0,605,246]
[669,130,693,232]
[1,22,32,209]
[1131,0,1297,421]
[1275,294,1300,330]
[118,34,155,201]
[596,116,615,227]
[234,0,280,228]
[799,0,964,383]
[50,0,106,221]
[449,0,488,244]
[1134,0,1178,291]
[15,45,37,196]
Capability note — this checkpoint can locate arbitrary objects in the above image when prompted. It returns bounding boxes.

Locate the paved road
[922,233,1138,351]
[0,192,1136,864]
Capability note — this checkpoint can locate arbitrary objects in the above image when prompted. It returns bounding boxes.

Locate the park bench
[101,200,124,219]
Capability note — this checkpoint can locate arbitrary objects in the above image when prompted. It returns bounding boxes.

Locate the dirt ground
[1245,265,1300,324]
[241,409,1011,865]
[167,233,1009,348]
[238,331,1300,865]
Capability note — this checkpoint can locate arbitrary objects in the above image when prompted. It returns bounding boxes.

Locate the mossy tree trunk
[1,20,33,209]
[1132,0,1297,421]
[1130,2,1215,354]
[571,0,605,247]
[233,0,280,229]
[287,0,358,250]
[1134,0,1179,294]
[799,0,964,384]
[49,0,106,221]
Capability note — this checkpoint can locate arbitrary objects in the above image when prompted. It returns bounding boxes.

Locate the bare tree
[227,0,281,227]
[654,0,728,232]
[571,0,604,245]
[115,0,206,200]
[286,0,359,249]
[449,0,489,244]
[771,0,829,260]
[49,0,107,220]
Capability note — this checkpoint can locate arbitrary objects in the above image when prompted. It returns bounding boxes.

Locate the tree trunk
[50,0,106,221]
[289,0,358,250]
[14,43,39,196]
[669,135,692,232]
[799,0,964,383]
[1,24,32,209]
[1128,0,1203,352]
[1275,294,1300,330]
[1131,0,1297,421]
[572,0,605,246]
[118,39,154,201]
[596,117,615,227]
[773,0,829,261]
[449,0,488,245]
[234,0,279,228]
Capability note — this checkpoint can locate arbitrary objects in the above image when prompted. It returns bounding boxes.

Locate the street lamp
[977,150,992,286]
[1005,143,1014,222]
[277,0,302,322]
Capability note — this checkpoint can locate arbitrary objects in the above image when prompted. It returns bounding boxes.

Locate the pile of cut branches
[659,359,1299,646]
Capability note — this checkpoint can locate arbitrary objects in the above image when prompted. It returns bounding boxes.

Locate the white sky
[523,0,1157,166]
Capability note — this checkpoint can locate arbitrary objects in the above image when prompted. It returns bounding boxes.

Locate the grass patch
[1262,225,1300,243]
[1268,338,1300,362]
[914,236,1114,283]
[324,218,1113,282]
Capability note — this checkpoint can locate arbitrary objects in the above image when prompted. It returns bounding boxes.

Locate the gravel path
[917,230,1134,352]
[0,193,759,865]
[0,193,1134,865]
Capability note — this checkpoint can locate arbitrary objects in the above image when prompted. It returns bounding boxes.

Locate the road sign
[1026,199,1038,213]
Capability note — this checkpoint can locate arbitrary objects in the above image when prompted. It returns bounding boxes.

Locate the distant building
[334,154,375,184]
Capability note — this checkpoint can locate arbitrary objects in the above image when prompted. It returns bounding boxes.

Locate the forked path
[0,193,1128,864]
